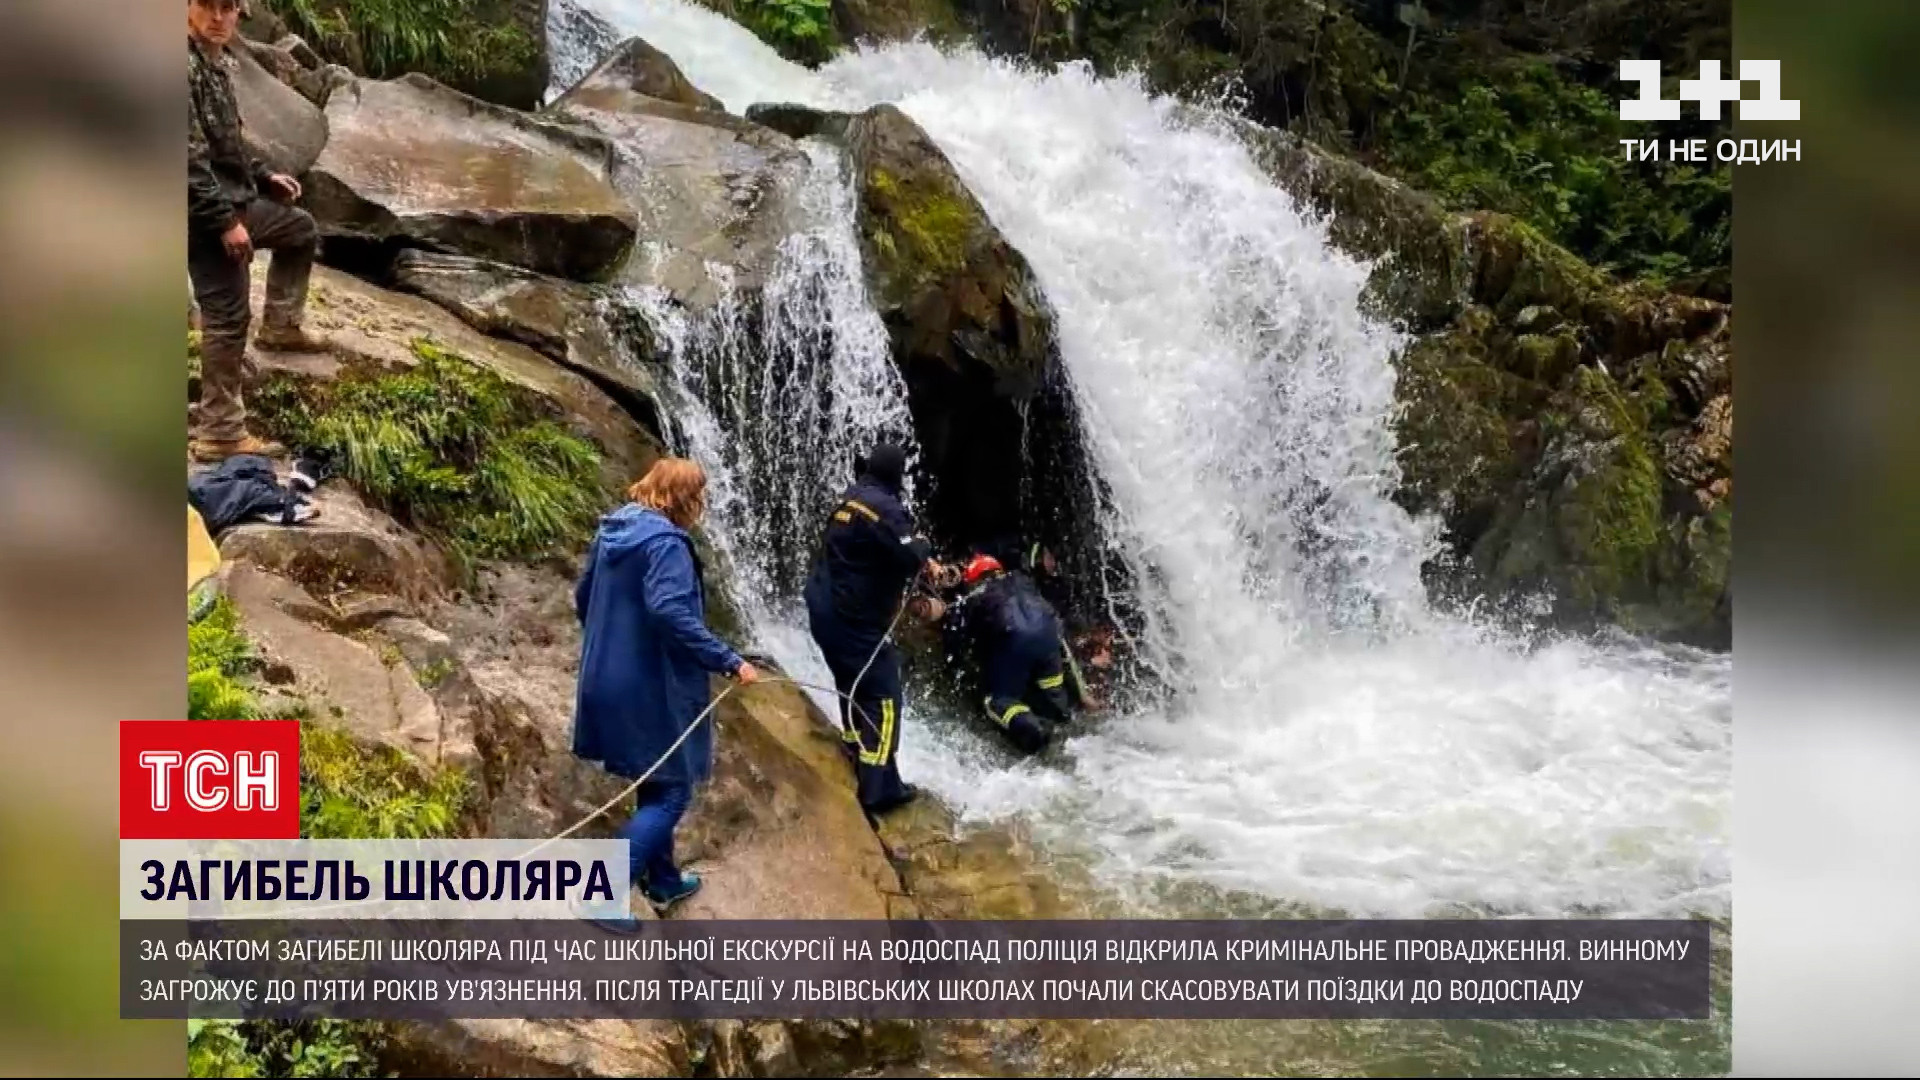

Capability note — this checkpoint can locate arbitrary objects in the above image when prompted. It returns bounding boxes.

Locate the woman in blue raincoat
[572,457,757,911]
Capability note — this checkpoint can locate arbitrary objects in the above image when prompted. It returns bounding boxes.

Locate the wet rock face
[845,103,1062,550]
[305,73,637,282]
[561,35,725,112]
[390,250,671,441]
[231,39,330,175]
[548,39,810,308]
[744,102,852,142]
[248,262,663,490]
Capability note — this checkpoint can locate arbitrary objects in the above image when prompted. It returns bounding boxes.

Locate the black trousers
[981,630,1074,755]
[807,594,910,813]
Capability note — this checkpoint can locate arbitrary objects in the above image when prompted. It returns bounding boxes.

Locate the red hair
[628,457,708,529]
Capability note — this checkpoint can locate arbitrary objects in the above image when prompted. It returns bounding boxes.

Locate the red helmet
[962,553,1004,585]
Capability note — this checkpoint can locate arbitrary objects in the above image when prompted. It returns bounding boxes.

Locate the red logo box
[120,721,300,839]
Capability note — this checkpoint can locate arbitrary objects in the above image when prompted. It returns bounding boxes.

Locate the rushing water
[558,0,1731,927]
[605,138,919,703]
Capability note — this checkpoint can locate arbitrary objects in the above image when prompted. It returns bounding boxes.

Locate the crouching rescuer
[943,553,1088,755]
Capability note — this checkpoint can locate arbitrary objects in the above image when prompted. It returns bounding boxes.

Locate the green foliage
[1373,60,1730,285]
[252,340,608,565]
[1052,0,1731,290]
[721,0,837,64]
[189,596,259,721]
[276,0,536,82]
[299,723,469,840]
[189,1018,386,1079]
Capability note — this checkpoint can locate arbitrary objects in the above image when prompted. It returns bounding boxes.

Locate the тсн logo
[121,720,300,839]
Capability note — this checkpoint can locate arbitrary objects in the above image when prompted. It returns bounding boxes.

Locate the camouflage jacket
[188,37,273,238]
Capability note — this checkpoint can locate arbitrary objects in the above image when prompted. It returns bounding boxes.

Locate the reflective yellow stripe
[859,698,897,766]
[986,698,1031,728]
[1036,674,1065,690]
[832,510,852,523]
[841,725,859,743]
[843,499,881,522]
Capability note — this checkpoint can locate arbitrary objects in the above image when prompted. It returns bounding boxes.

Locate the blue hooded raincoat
[571,503,743,785]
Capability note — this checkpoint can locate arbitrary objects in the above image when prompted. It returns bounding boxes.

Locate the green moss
[867,168,974,279]
[1552,367,1663,609]
[299,723,470,840]
[1390,327,1530,526]
[251,339,610,566]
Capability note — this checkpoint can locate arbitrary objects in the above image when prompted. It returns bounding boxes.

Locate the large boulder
[247,262,663,489]
[221,561,476,770]
[391,250,671,440]
[305,73,636,282]
[230,38,329,175]
[548,39,810,307]
[237,35,336,108]
[744,102,851,142]
[219,483,452,609]
[546,0,625,102]
[845,103,1061,548]
[561,34,723,112]
[1233,116,1732,645]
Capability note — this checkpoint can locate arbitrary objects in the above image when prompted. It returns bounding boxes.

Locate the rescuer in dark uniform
[942,553,1089,755]
[804,442,950,816]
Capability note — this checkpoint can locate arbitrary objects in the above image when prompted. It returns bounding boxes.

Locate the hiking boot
[253,324,330,353]
[190,434,285,463]
[644,872,702,913]
[864,784,921,818]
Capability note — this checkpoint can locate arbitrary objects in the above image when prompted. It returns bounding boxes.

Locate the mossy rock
[846,103,1071,548]
[1472,365,1665,625]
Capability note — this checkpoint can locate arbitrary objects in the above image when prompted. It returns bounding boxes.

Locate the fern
[252,340,609,565]
[299,723,470,841]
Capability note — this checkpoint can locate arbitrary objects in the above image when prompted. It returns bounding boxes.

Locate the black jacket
[806,477,932,634]
[947,571,1063,659]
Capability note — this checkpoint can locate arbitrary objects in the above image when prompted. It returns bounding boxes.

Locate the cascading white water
[605,138,920,711]
[561,0,1731,920]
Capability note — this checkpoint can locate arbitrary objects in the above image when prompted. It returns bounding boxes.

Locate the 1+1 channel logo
[1615,60,1800,165]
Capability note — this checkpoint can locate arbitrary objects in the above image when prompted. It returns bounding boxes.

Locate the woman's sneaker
[645,872,702,912]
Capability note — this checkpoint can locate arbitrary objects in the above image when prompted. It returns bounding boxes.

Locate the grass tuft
[253,339,609,565]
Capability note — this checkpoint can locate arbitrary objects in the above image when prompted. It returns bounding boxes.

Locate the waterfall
[605,140,918,707]
[558,1,1731,920]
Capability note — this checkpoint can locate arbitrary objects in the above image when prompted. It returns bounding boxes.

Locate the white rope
[516,668,882,861]
[252,670,887,918]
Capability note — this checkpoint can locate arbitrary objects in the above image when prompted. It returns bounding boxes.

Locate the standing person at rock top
[805,442,953,817]
[187,0,329,463]
[572,458,759,913]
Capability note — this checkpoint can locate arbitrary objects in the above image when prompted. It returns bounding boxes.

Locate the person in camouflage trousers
[187,0,326,462]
